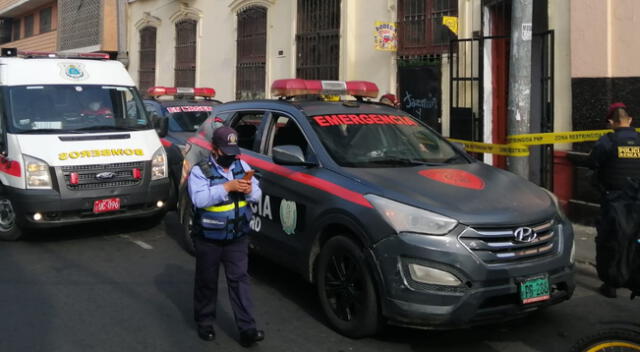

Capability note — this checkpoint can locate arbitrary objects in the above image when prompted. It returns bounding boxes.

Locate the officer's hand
[223,179,251,193]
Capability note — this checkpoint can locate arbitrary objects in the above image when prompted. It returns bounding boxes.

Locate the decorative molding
[228,0,275,14]
[169,3,203,23]
[135,12,161,31]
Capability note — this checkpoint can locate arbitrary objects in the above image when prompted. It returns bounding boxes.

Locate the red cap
[607,102,627,120]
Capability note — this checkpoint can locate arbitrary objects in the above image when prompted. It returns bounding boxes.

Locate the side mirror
[152,113,168,137]
[273,145,316,166]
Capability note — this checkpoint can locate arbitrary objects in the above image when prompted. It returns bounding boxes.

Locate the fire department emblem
[279,199,297,235]
[227,133,238,145]
[59,62,88,81]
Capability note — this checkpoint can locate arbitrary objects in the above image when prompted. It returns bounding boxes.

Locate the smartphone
[242,170,255,181]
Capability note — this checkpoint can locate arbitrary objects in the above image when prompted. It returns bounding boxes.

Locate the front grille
[61,162,145,190]
[459,220,556,264]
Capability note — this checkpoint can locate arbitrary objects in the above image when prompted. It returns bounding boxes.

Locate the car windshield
[167,108,211,133]
[4,85,151,133]
[310,113,465,167]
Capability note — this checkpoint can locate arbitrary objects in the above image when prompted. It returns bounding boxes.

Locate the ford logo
[513,227,537,243]
[96,171,116,180]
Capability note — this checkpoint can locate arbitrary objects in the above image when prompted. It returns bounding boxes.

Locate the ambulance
[0,50,170,240]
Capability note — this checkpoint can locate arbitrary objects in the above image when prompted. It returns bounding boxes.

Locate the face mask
[216,154,236,168]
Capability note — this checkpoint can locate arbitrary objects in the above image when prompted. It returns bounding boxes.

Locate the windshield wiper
[442,155,469,164]
[368,158,439,166]
[17,129,81,134]
[68,125,140,132]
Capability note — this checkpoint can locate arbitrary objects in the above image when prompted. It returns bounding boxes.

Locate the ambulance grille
[61,162,145,190]
[458,220,556,264]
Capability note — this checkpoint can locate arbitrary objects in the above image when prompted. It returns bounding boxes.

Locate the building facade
[0,0,58,52]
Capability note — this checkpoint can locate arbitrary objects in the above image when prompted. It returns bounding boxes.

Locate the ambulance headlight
[151,147,167,180]
[24,155,52,189]
[365,194,458,235]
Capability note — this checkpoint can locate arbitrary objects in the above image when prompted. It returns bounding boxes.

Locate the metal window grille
[139,26,157,96]
[24,15,34,38]
[175,19,197,87]
[12,19,20,41]
[296,0,340,80]
[398,0,457,56]
[40,7,52,33]
[58,0,101,51]
[236,6,267,100]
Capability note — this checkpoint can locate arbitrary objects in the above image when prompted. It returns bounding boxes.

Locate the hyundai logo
[95,171,116,180]
[513,227,537,243]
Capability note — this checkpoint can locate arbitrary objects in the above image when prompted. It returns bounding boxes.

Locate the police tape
[448,128,640,157]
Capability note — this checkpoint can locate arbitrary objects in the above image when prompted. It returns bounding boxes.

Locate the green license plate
[519,276,550,304]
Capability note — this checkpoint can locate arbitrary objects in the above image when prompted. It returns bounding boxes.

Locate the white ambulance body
[0,53,170,240]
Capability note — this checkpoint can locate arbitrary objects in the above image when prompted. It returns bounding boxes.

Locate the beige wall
[127,0,397,102]
[572,0,640,78]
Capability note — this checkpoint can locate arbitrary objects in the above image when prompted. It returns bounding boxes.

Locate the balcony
[0,0,51,16]
[1,30,56,51]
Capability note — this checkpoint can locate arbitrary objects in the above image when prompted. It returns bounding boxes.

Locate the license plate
[519,276,550,304]
[93,198,120,213]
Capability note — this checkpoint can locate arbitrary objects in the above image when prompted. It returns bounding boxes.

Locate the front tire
[0,198,24,241]
[181,206,195,255]
[315,236,380,338]
[570,328,640,352]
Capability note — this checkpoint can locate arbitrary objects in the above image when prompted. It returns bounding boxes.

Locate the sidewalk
[572,223,597,267]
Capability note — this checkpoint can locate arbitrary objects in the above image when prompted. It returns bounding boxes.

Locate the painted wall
[127,0,397,102]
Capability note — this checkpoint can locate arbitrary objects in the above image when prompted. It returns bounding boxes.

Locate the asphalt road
[0,212,638,352]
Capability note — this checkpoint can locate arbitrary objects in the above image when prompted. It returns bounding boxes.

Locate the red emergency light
[271,79,379,99]
[132,168,142,180]
[17,51,110,59]
[147,86,216,98]
[70,172,79,185]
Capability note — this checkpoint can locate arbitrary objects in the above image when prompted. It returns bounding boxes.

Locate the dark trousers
[193,234,256,332]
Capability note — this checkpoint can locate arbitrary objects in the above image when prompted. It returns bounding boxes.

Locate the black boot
[239,328,265,347]
[599,283,617,298]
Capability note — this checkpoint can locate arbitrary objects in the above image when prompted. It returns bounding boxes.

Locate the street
[0,212,638,352]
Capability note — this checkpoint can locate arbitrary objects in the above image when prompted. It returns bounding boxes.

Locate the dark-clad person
[589,102,640,298]
[187,126,264,347]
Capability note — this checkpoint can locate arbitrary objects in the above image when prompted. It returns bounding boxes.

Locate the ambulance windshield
[310,113,466,167]
[4,85,151,133]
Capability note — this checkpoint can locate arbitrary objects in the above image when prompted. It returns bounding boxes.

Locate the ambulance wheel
[181,207,195,255]
[0,198,24,241]
[316,236,380,338]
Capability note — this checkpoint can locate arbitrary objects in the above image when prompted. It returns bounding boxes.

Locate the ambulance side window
[230,111,265,152]
[268,115,312,160]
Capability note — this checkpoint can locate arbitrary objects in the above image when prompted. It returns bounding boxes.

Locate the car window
[309,113,463,167]
[169,111,210,132]
[230,112,265,152]
[267,114,312,159]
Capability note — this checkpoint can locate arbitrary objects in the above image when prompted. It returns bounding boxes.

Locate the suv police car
[179,79,575,337]
[144,86,221,208]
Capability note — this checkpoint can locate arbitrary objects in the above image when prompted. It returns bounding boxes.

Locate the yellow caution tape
[449,128,640,157]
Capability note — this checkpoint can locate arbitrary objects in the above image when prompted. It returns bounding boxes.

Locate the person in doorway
[589,102,640,298]
[187,126,264,347]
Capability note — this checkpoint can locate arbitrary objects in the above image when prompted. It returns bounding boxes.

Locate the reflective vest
[194,159,252,240]
[600,131,640,191]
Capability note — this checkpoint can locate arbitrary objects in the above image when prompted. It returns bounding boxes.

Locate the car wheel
[0,198,24,241]
[182,206,195,255]
[316,236,380,338]
[167,175,178,210]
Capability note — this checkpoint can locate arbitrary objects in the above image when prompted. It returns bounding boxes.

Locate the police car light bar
[147,86,216,98]
[17,51,110,59]
[271,79,379,98]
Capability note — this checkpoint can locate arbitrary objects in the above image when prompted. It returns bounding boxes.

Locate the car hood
[342,162,556,226]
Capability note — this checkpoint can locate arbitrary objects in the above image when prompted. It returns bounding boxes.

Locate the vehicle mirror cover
[273,145,314,166]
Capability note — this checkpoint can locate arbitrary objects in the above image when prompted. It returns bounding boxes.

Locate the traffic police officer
[188,126,264,346]
[590,102,640,298]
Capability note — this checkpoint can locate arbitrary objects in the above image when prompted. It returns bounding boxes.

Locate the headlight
[151,147,167,180]
[364,194,458,235]
[408,264,462,286]
[569,239,576,264]
[24,155,52,189]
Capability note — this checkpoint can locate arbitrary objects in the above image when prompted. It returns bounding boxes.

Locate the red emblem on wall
[419,169,486,190]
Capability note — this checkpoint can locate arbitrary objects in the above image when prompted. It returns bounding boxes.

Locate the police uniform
[187,127,263,345]
[590,126,640,296]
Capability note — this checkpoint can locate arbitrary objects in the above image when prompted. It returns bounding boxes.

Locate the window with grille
[139,26,157,96]
[12,19,20,41]
[24,15,34,38]
[175,19,197,87]
[236,6,267,100]
[39,7,52,33]
[398,0,457,56]
[296,0,340,80]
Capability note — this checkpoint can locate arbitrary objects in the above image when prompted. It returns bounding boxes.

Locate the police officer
[188,126,264,346]
[590,102,640,298]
